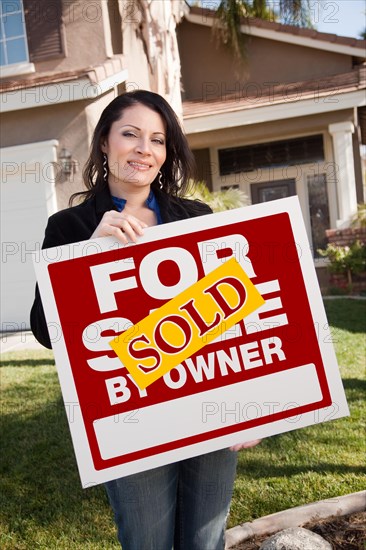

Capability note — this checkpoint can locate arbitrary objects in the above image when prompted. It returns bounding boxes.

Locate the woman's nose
[135,138,151,155]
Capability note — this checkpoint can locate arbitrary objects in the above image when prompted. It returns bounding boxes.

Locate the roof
[183,66,366,119]
[182,66,366,137]
[0,56,125,93]
[187,6,366,57]
[0,56,128,112]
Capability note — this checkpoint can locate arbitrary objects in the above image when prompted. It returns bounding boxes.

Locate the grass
[1,299,365,548]
[0,351,119,550]
[230,298,366,525]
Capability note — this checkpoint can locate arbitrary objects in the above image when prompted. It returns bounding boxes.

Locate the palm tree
[187,181,249,212]
[212,0,315,62]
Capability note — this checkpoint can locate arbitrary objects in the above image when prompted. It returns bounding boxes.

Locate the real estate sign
[34,197,349,487]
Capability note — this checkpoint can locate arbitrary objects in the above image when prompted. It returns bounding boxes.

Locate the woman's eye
[122,132,164,145]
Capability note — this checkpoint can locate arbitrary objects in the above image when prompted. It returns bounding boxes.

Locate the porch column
[328,121,357,228]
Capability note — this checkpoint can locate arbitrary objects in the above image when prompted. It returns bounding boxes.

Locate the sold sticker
[110,257,265,390]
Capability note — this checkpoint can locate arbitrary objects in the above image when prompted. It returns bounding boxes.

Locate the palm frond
[212,0,314,64]
[213,0,250,63]
[278,0,314,27]
[187,180,249,212]
[252,0,276,20]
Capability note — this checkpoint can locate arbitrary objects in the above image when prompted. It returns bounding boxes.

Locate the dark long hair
[70,90,195,205]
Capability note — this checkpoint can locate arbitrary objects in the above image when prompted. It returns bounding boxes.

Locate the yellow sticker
[109,257,265,390]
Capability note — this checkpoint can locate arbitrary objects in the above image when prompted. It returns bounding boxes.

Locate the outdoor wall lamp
[59,147,75,177]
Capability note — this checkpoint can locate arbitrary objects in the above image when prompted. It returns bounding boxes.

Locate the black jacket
[30,187,212,348]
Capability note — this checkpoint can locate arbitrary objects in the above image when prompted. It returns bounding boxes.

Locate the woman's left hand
[230,439,262,452]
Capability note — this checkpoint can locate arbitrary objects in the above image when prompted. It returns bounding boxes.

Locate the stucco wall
[177,20,353,100]
[186,108,355,150]
[122,22,151,91]
[32,0,108,74]
[1,101,87,149]
[0,92,119,211]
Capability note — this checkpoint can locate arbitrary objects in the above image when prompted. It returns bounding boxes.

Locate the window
[307,173,330,257]
[107,0,123,55]
[251,179,296,204]
[219,135,324,176]
[0,0,64,73]
[0,0,29,66]
[23,0,64,62]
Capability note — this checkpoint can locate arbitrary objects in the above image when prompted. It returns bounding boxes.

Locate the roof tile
[188,6,366,50]
[0,56,125,93]
[183,67,366,118]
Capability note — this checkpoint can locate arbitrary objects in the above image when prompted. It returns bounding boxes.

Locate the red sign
[35,198,349,486]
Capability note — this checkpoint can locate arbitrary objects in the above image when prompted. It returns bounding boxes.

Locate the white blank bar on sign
[94,363,322,460]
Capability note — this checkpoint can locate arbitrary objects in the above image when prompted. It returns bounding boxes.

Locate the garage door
[1,140,59,330]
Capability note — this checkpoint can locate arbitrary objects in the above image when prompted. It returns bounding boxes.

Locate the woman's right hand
[91,210,148,244]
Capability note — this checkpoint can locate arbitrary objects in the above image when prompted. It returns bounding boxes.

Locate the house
[177,5,366,289]
[1,1,365,330]
[0,0,186,330]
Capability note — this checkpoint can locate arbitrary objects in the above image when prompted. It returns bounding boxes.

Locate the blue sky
[188,1,366,39]
[315,0,365,38]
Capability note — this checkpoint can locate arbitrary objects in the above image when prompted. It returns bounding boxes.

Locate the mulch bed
[231,511,366,549]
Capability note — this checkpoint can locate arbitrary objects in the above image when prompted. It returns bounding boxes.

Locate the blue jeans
[105,449,238,550]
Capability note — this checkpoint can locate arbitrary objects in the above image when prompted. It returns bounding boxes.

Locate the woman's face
[101,103,167,196]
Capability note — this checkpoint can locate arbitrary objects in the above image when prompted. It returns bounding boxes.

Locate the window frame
[0,0,34,76]
[250,179,297,204]
[218,134,325,177]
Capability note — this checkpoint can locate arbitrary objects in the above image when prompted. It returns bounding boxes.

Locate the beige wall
[187,109,355,150]
[1,101,87,209]
[0,91,122,210]
[178,20,353,100]
[122,23,151,91]
[33,0,108,75]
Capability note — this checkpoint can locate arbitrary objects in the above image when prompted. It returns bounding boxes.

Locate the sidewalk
[1,331,45,353]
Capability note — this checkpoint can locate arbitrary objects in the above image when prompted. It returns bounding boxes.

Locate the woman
[30,90,259,550]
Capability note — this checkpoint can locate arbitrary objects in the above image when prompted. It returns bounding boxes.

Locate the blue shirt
[111,190,163,225]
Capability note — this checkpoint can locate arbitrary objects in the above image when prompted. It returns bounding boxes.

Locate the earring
[158,170,163,189]
[103,153,108,183]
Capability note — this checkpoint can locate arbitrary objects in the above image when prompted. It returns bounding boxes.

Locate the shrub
[351,203,366,228]
[187,180,249,212]
[318,240,366,286]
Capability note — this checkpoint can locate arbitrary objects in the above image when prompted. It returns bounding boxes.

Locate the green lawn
[1,299,365,549]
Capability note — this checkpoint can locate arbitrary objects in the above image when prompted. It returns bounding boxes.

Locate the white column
[328,121,357,228]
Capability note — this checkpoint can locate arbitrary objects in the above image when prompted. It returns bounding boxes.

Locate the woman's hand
[230,439,262,452]
[91,210,148,244]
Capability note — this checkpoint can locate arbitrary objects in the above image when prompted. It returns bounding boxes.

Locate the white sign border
[33,196,349,487]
